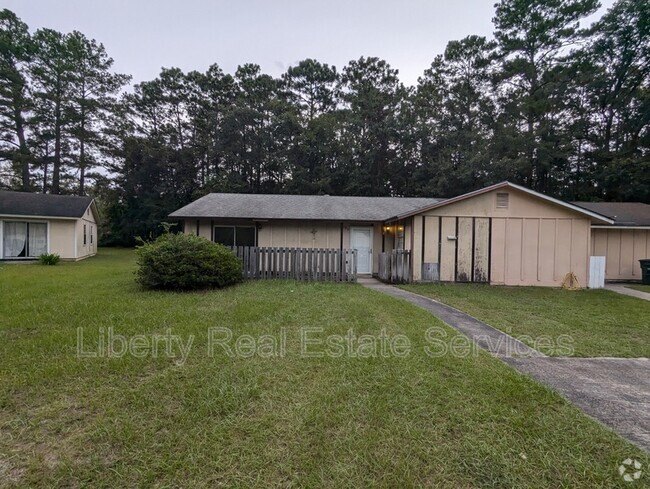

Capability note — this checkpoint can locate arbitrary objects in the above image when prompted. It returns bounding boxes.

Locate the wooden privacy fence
[378,250,411,284]
[230,246,358,282]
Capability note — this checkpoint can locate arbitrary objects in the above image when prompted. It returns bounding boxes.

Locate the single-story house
[169,182,650,286]
[572,201,650,282]
[0,190,99,261]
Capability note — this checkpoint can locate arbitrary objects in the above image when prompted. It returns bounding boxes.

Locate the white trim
[591,225,650,230]
[0,220,3,260]
[46,221,51,254]
[74,220,78,259]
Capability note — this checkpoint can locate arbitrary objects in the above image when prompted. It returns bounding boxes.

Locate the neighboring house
[0,190,99,261]
[573,202,650,282]
[169,182,650,286]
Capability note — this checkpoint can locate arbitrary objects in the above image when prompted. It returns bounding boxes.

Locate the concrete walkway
[605,283,650,302]
[359,278,650,452]
[359,277,544,358]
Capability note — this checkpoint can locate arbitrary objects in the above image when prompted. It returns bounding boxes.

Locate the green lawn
[0,250,647,487]
[400,283,650,358]
[627,284,650,294]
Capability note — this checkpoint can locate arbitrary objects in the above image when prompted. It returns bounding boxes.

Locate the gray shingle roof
[572,202,650,226]
[0,190,93,219]
[169,193,444,222]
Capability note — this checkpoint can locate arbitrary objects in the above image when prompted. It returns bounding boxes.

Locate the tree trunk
[79,103,86,195]
[12,90,30,191]
[52,94,62,194]
[79,138,85,195]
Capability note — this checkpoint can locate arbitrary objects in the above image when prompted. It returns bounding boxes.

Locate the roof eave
[0,213,79,220]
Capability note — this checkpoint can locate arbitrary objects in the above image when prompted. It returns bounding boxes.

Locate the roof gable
[394,182,615,224]
[0,190,95,220]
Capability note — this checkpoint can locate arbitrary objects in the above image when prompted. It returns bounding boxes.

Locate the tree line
[0,0,648,245]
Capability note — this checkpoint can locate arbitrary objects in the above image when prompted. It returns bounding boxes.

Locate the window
[83,224,87,245]
[396,225,405,250]
[90,226,93,244]
[3,222,47,258]
[213,226,256,247]
[496,192,509,209]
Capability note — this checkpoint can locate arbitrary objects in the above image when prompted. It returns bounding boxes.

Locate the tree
[67,31,130,194]
[579,0,650,201]
[493,0,600,193]
[414,36,498,197]
[282,59,340,194]
[338,57,402,195]
[30,28,75,194]
[0,9,33,190]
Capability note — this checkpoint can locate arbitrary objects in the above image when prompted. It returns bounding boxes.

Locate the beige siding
[185,219,389,273]
[456,217,473,282]
[422,216,440,264]
[0,218,80,260]
[75,205,98,259]
[473,218,490,282]
[371,224,382,274]
[50,220,77,259]
[439,217,456,282]
[414,188,593,287]
[411,216,423,280]
[591,228,650,280]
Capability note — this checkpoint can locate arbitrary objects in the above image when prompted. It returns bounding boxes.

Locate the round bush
[135,233,242,290]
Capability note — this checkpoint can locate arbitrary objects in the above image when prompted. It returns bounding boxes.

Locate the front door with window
[351,227,373,274]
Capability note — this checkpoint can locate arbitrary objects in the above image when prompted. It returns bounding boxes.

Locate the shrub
[135,233,242,290]
[39,253,60,265]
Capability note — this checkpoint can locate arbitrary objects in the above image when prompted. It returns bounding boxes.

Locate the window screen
[213,227,235,246]
[213,226,256,247]
[235,227,256,247]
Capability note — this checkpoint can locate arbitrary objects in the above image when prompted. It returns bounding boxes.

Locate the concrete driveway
[360,278,650,452]
[504,357,650,452]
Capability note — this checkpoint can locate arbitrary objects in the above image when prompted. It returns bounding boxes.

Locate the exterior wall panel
[50,220,76,259]
[439,217,456,281]
[591,228,650,280]
[473,218,490,282]
[490,218,506,284]
[456,217,473,282]
[414,188,594,287]
[189,218,386,273]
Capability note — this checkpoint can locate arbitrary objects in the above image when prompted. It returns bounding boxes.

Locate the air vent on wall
[496,192,509,209]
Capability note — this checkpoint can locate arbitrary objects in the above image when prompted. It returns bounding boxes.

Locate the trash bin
[640,259,650,285]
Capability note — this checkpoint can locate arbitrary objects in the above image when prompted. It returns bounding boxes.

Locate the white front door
[351,227,373,274]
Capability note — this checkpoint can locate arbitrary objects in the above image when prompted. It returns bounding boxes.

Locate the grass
[627,284,650,294]
[400,283,650,358]
[0,249,647,487]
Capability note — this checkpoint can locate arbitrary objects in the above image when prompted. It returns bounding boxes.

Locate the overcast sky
[7,0,616,87]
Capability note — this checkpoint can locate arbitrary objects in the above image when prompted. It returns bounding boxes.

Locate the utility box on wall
[589,256,606,289]
[421,262,440,282]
